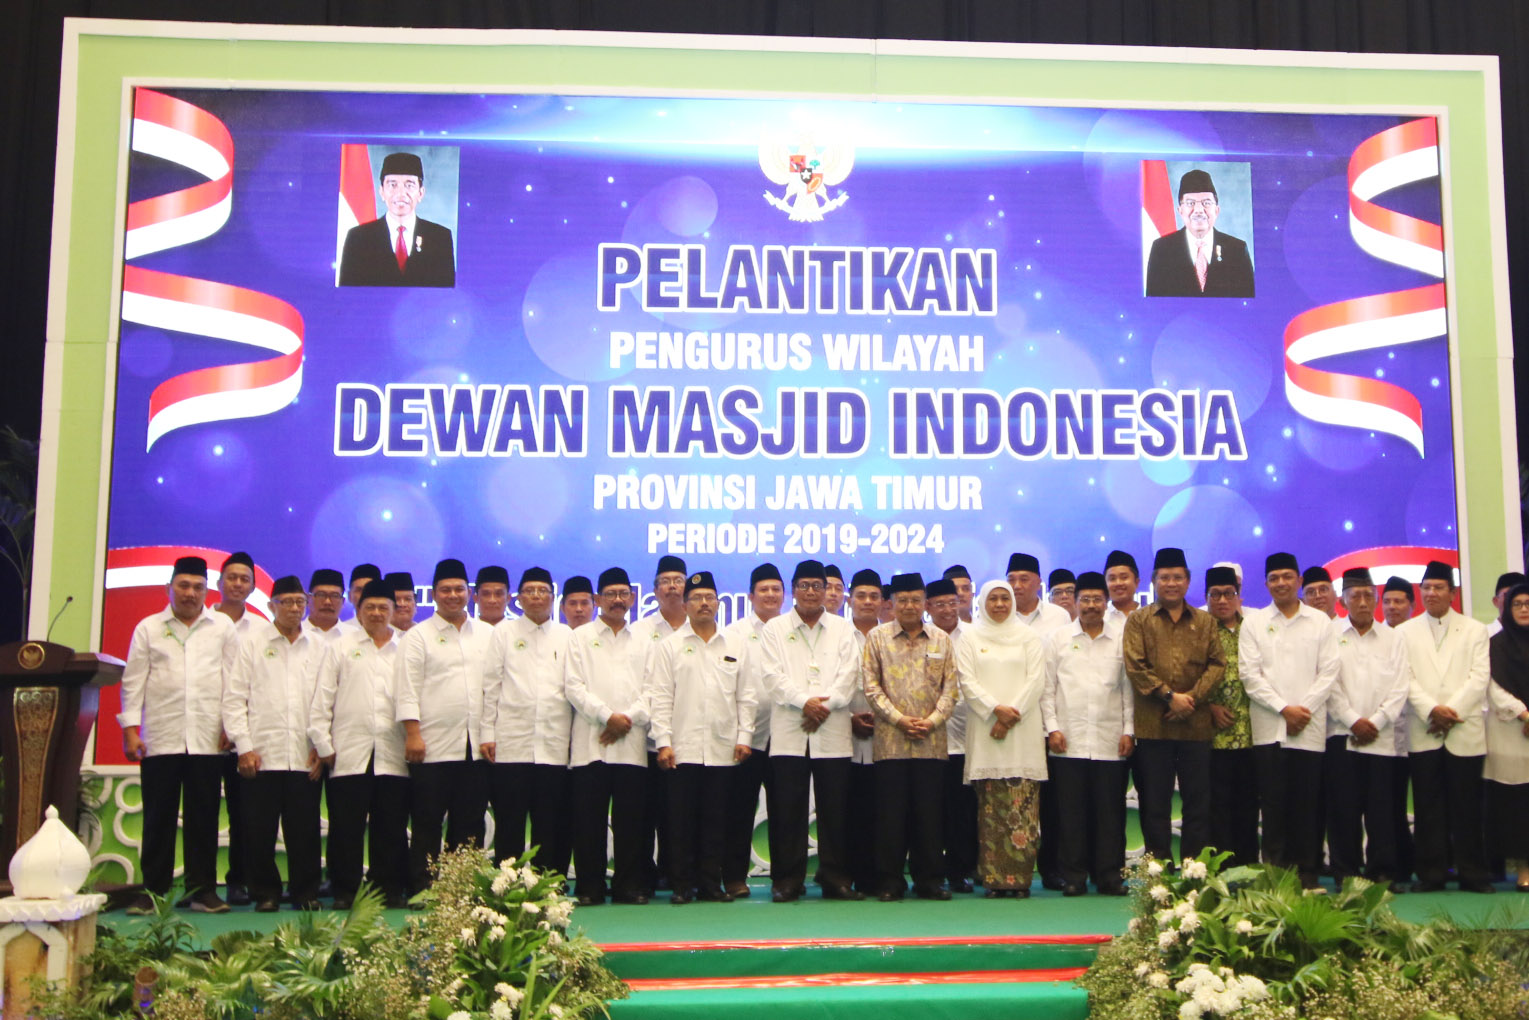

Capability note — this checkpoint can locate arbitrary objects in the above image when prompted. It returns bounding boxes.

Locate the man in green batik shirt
[1203,565,1257,866]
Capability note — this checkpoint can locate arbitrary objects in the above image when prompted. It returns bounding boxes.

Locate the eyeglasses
[601,589,633,601]
[309,591,344,602]
[273,597,308,609]
[686,594,719,605]
[1512,599,1529,610]
[795,581,825,592]
[1180,197,1217,211]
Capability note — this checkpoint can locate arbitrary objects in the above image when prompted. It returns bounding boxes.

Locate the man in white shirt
[1325,568,1409,889]
[824,564,847,616]
[1008,552,1071,890]
[761,559,861,901]
[387,572,418,633]
[943,565,974,624]
[845,568,883,896]
[224,575,326,911]
[1043,571,1133,896]
[481,567,574,877]
[565,567,651,905]
[305,568,348,646]
[310,578,409,909]
[340,563,381,634]
[475,565,511,627]
[119,556,239,915]
[929,576,976,893]
[722,563,785,898]
[395,558,489,893]
[1398,560,1493,892]
[631,555,688,896]
[1048,569,1078,622]
[1301,567,1337,619]
[213,550,258,908]
[650,571,756,903]
[561,575,596,628]
[1239,552,1339,887]
[1103,550,1142,631]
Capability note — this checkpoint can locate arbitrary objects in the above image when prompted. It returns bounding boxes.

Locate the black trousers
[1134,738,1211,863]
[1049,756,1128,888]
[767,752,851,893]
[406,755,489,893]
[220,752,246,887]
[326,763,410,899]
[1208,747,1260,868]
[139,753,223,896]
[1391,755,1416,880]
[874,758,945,895]
[641,750,670,893]
[242,769,323,903]
[489,761,573,874]
[1036,755,1060,881]
[723,749,769,888]
[1410,747,1488,884]
[571,761,647,900]
[667,764,731,895]
[942,755,978,883]
[1253,744,1325,875]
[1325,739,1398,879]
[846,761,878,893]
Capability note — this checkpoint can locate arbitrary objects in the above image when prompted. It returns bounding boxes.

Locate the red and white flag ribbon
[120,89,305,450]
[1282,119,1446,456]
[1140,159,1176,291]
[336,144,375,284]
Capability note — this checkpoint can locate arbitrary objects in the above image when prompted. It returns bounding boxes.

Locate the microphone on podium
[44,595,75,643]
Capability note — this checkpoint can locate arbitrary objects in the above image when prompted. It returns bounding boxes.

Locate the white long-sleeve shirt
[1238,603,1340,751]
[1041,621,1134,761]
[726,614,775,751]
[647,623,756,765]
[759,608,859,758]
[1325,618,1410,757]
[118,606,240,756]
[481,614,573,765]
[630,612,685,752]
[224,622,325,770]
[393,612,489,763]
[564,618,650,767]
[308,626,406,777]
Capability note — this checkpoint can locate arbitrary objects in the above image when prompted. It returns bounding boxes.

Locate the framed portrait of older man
[1142,160,1255,298]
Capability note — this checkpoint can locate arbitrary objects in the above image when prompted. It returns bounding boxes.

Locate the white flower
[488,925,507,942]
[460,928,476,943]
[498,985,525,1008]
[547,930,563,946]
[1157,928,1178,949]
[549,1007,564,1018]
[1147,861,1164,876]
[521,868,539,889]
[1172,900,1192,918]
[448,1012,472,1020]
[522,901,541,914]
[496,983,515,998]
[1156,909,1175,925]
[1237,975,1269,1001]
[1179,909,1201,932]
[1235,919,1254,935]
[1182,860,1208,880]
[1178,1001,1203,1020]
[500,857,518,874]
[1127,918,1141,933]
[1147,971,1170,988]
[492,874,512,895]
[446,977,464,995]
[1193,984,1221,1009]
[1149,884,1171,903]
[1134,962,1151,978]
[491,1002,514,1020]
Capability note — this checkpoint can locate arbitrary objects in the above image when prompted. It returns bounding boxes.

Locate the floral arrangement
[32,847,628,1020]
[1079,850,1529,1020]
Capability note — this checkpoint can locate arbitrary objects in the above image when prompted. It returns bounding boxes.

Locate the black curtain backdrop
[2,1,1526,636]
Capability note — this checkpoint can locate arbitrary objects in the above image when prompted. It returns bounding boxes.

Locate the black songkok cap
[1204,566,1239,590]
[173,556,208,578]
[1342,567,1374,589]
[386,571,415,594]
[1384,576,1414,599]
[476,565,510,587]
[656,555,687,577]
[1496,571,1527,593]
[359,578,395,603]
[926,578,958,599]
[825,564,843,582]
[1075,571,1107,594]
[517,566,552,589]
[1265,552,1300,576]
[432,558,468,585]
[792,559,827,584]
[221,551,253,572]
[889,572,925,594]
[685,571,716,595]
[1105,549,1139,575]
[598,567,632,592]
[1421,560,1456,585]
[1178,168,1218,200]
[379,151,423,182]
[881,585,892,600]
[271,575,305,597]
[349,563,381,584]
[942,564,971,581]
[309,568,344,590]
[1302,566,1332,586]
[562,575,593,597]
[750,563,783,588]
[1048,568,1076,588]
[1154,547,1188,571]
[1006,552,1040,575]
[851,568,883,591]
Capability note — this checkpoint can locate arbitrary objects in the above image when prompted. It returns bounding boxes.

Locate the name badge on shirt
[807,662,820,680]
[925,651,945,660]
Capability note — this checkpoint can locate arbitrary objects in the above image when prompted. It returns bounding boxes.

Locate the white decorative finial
[9,804,92,900]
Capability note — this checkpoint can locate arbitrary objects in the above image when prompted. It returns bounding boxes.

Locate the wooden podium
[0,642,122,890]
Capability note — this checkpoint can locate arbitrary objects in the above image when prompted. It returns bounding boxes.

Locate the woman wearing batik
[1486,581,1529,891]
[957,580,1048,897]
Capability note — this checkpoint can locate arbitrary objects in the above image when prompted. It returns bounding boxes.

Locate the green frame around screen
[39,21,1520,658]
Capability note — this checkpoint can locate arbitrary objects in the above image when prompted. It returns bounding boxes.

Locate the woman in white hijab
[958,579,1048,897]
